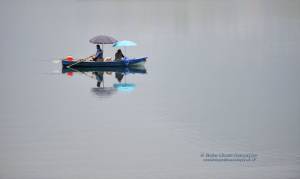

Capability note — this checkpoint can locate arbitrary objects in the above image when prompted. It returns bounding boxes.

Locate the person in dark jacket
[93,44,103,62]
[114,49,124,61]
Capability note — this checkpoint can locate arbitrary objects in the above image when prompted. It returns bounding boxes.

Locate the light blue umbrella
[113,40,137,47]
[113,83,136,92]
[113,40,137,56]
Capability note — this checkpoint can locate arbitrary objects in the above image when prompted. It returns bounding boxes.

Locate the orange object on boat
[66,56,74,61]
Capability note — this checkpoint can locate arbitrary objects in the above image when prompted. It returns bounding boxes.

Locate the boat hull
[62,66,147,74]
[62,57,147,67]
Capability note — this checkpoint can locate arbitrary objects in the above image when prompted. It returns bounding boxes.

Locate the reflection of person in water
[115,72,124,82]
[93,72,104,87]
[114,49,124,61]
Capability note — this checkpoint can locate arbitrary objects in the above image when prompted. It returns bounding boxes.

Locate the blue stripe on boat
[62,57,147,67]
[62,66,147,74]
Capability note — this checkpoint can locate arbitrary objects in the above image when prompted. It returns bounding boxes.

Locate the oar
[67,56,93,68]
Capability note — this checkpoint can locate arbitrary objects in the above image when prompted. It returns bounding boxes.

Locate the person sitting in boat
[93,44,103,62]
[114,49,124,61]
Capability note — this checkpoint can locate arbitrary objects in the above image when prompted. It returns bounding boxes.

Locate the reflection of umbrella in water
[91,72,116,98]
[113,83,136,92]
[91,87,117,98]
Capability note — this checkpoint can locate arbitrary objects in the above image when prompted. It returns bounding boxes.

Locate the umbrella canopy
[113,40,137,47]
[89,35,118,44]
[113,83,136,92]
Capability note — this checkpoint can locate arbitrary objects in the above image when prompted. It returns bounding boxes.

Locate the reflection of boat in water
[61,65,147,98]
[62,65,147,74]
[62,57,147,68]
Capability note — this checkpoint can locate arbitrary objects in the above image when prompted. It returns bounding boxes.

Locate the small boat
[62,57,147,68]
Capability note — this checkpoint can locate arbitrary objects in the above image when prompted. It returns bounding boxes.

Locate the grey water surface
[0,0,300,178]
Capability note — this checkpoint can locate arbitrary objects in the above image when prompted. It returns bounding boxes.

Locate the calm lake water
[0,0,300,178]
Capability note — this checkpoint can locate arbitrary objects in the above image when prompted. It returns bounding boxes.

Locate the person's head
[117,49,122,53]
[96,44,101,50]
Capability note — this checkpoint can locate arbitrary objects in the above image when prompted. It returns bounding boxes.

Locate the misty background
[0,0,299,178]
